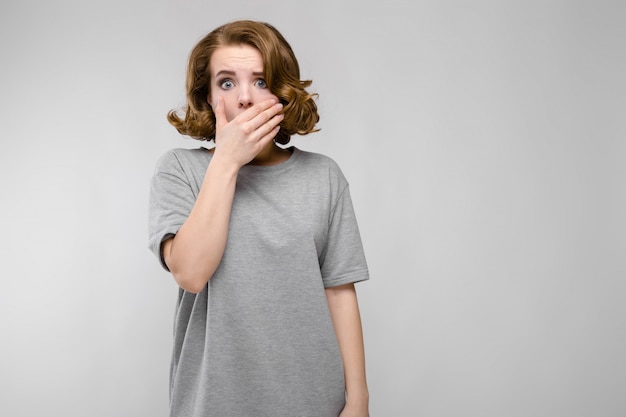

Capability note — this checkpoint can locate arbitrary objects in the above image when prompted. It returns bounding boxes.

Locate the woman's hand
[212,96,284,168]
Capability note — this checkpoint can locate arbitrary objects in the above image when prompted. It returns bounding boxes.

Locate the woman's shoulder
[153,147,211,174]
[292,148,348,187]
[294,148,343,173]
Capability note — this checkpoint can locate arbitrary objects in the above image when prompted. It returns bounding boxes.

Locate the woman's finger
[214,96,227,131]
[257,124,281,150]
[249,102,283,131]
[233,99,281,127]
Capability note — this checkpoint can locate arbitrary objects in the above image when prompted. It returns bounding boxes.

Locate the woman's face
[208,44,278,121]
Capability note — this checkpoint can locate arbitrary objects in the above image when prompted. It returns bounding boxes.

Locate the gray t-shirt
[148,146,369,417]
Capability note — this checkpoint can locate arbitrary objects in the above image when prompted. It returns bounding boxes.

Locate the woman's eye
[220,79,234,89]
[255,79,268,88]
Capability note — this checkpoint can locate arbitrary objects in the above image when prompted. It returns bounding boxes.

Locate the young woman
[149,20,370,417]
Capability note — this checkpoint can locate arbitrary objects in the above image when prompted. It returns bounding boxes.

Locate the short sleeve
[148,151,197,271]
[319,178,370,288]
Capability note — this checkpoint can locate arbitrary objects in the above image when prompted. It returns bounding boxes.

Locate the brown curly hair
[168,20,319,145]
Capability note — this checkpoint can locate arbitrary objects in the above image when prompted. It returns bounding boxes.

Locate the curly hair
[168,20,319,145]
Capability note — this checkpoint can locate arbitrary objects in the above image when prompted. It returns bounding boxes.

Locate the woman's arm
[163,97,283,293]
[162,155,238,293]
[325,283,370,416]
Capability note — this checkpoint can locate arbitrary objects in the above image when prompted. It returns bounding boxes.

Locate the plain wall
[1,0,624,416]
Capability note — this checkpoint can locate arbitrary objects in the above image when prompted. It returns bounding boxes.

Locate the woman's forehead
[210,44,264,74]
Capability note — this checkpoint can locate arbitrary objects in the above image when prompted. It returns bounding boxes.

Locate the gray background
[1,0,624,416]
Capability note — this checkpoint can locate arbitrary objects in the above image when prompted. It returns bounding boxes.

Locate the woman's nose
[238,87,253,109]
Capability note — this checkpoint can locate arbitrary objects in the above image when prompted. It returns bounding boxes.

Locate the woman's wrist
[207,152,241,178]
[346,387,369,406]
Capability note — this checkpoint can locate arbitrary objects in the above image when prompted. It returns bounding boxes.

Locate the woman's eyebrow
[215,70,265,77]
[215,70,235,78]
